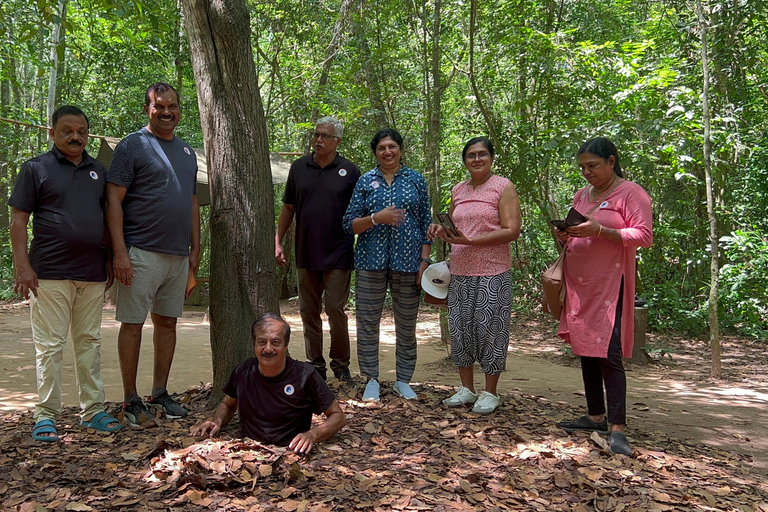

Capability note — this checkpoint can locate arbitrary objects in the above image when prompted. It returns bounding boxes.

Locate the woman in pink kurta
[556,137,652,456]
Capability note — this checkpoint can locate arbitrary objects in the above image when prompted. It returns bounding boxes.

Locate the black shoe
[334,368,354,385]
[609,431,632,455]
[559,415,609,434]
[315,368,327,381]
[148,391,188,419]
[123,397,155,426]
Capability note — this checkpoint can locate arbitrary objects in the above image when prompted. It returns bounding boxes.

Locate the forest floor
[1,299,767,511]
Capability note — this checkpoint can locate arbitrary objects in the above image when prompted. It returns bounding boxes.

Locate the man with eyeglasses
[275,117,361,384]
[191,313,345,453]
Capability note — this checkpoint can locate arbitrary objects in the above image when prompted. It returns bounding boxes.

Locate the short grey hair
[316,116,343,138]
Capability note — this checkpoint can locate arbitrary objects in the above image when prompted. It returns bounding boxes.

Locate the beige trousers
[30,279,106,422]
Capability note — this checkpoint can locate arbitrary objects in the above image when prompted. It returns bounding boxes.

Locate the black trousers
[580,280,626,425]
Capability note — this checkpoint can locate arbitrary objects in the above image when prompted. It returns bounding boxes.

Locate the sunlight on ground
[0,389,36,411]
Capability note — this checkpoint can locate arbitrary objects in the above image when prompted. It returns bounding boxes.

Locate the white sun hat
[421,261,451,299]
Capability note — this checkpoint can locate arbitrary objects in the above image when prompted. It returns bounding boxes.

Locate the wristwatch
[420,258,432,264]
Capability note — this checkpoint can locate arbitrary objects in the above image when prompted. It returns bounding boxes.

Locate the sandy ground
[1,299,766,471]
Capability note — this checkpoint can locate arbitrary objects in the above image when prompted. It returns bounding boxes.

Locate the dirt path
[1,299,766,471]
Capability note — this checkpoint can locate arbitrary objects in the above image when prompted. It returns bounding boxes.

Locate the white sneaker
[442,386,478,407]
[392,381,418,400]
[362,379,380,402]
[472,391,500,415]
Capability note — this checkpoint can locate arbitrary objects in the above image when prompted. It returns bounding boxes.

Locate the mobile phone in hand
[550,219,569,231]
[436,212,460,237]
[565,207,587,226]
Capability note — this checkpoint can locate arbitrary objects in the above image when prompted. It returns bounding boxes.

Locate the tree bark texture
[420,0,450,345]
[181,0,280,405]
[695,0,722,379]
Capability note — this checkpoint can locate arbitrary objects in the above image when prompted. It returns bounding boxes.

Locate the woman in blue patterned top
[342,129,432,402]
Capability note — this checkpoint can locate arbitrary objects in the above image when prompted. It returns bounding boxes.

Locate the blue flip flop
[32,419,58,442]
[81,411,122,433]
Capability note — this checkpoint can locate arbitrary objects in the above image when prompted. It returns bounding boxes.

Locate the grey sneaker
[392,381,418,400]
[123,397,155,426]
[443,386,478,407]
[148,391,188,419]
[362,379,380,402]
[471,391,500,415]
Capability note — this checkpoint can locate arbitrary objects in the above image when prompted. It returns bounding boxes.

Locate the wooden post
[631,306,650,363]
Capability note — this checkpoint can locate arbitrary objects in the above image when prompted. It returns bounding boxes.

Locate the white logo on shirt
[184,147,191,155]
[89,171,99,180]
[371,181,380,189]
[284,384,295,396]
[599,201,609,208]
[339,168,347,177]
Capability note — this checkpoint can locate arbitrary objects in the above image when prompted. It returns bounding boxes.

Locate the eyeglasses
[465,151,490,160]
[312,132,339,141]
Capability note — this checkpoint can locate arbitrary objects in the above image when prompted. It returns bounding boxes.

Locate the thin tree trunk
[695,0,721,379]
[420,0,450,345]
[46,0,66,125]
[181,0,280,406]
[468,0,505,161]
[303,0,353,152]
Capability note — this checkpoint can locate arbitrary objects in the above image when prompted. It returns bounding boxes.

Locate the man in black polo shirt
[191,313,345,453]
[10,105,121,442]
[275,117,360,383]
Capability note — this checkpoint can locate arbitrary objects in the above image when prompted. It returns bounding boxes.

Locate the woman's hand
[555,227,570,244]
[565,214,602,238]
[427,223,444,240]
[443,227,473,245]
[375,205,406,227]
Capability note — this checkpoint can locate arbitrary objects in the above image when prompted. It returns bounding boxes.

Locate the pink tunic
[557,180,653,358]
[450,175,512,276]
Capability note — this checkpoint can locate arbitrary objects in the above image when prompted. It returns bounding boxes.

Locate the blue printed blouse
[342,165,432,272]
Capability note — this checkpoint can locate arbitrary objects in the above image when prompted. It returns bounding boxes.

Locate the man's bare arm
[275,203,296,266]
[289,399,346,454]
[190,395,238,438]
[105,183,133,287]
[189,195,201,274]
[10,208,37,299]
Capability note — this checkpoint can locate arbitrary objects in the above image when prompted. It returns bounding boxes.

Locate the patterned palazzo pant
[355,269,420,382]
[447,270,512,375]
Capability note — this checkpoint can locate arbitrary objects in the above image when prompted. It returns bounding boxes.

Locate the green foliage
[0,0,767,344]
[719,230,768,338]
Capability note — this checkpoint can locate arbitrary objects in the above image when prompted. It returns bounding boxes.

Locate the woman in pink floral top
[556,137,653,456]
[428,137,522,415]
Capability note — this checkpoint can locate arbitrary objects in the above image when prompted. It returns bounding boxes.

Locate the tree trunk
[420,0,449,345]
[46,0,66,125]
[695,0,721,379]
[467,0,505,162]
[303,0,353,152]
[181,0,280,406]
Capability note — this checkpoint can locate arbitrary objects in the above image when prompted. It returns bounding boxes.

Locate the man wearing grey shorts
[106,82,201,425]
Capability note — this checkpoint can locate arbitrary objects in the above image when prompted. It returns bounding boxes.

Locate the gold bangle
[597,225,603,237]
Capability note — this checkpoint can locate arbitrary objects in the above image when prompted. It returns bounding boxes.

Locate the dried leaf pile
[2,382,767,511]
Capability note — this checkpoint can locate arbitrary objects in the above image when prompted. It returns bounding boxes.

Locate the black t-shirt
[282,153,360,270]
[106,128,198,256]
[9,147,107,282]
[223,357,336,446]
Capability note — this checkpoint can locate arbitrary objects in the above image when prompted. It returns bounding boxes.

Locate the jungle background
[1,0,767,354]
[2,1,768,509]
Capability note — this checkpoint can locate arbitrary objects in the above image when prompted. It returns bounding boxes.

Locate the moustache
[67,140,83,146]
